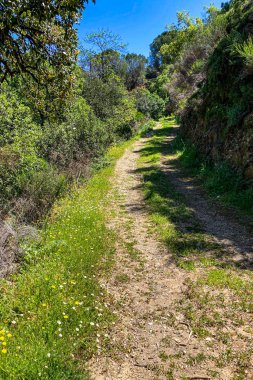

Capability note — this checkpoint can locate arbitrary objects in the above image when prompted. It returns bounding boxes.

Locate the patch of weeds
[115,273,130,284]
[123,241,141,261]
[203,269,251,291]
[178,260,196,270]
[91,155,112,171]
[171,352,184,360]
[234,349,253,374]
[192,326,209,338]
[199,256,221,268]
[201,269,253,312]
[166,369,175,380]
[208,370,219,378]
[187,352,206,366]
[138,120,156,138]
[159,351,169,362]
[216,347,234,368]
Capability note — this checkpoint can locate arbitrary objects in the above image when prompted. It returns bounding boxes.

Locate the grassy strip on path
[137,117,212,270]
[172,128,253,221]
[0,136,137,380]
[138,119,253,378]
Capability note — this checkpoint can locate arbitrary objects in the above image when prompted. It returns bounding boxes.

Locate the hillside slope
[181,0,253,180]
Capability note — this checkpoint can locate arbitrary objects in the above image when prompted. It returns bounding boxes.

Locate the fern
[234,36,253,69]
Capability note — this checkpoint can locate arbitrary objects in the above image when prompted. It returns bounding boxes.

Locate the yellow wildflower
[1,348,7,354]
[7,333,12,338]
[63,315,69,319]
[0,337,4,341]
[2,342,6,346]
[75,301,79,305]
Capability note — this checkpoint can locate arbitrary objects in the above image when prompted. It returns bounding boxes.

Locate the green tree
[80,29,126,81]
[82,74,127,120]
[149,31,176,72]
[124,54,147,91]
[159,12,203,66]
[0,0,94,82]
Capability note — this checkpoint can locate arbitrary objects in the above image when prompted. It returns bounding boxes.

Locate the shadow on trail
[134,125,253,271]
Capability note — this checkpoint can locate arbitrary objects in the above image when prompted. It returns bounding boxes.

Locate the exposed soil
[87,126,253,380]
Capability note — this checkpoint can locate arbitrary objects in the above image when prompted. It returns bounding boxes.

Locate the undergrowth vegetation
[0,139,133,379]
[171,136,253,216]
[0,69,137,223]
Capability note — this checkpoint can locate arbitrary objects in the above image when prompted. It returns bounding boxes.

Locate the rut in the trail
[88,127,253,380]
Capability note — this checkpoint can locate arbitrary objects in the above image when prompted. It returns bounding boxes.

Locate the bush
[0,134,67,221]
[201,162,242,195]
[134,88,165,120]
[0,87,39,147]
[0,138,46,201]
[17,167,67,222]
[40,98,111,167]
[139,120,156,137]
[82,75,137,140]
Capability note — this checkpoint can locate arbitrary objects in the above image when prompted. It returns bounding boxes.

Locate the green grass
[138,120,156,137]
[0,139,134,379]
[137,117,223,268]
[201,269,253,312]
[171,136,253,218]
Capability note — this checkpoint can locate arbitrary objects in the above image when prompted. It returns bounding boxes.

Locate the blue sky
[78,0,222,57]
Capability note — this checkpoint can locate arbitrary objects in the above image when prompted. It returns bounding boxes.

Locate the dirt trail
[88,127,253,379]
[88,137,187,379]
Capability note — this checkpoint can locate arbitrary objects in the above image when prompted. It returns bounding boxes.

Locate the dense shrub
[0,130,67,220]
[134,88,165,120]
[0,87,39,146]
[0,68,140,222]
[82,74,137,138]
[40,98,110,167]
[164,8,227,115]
[178,0,253,179]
